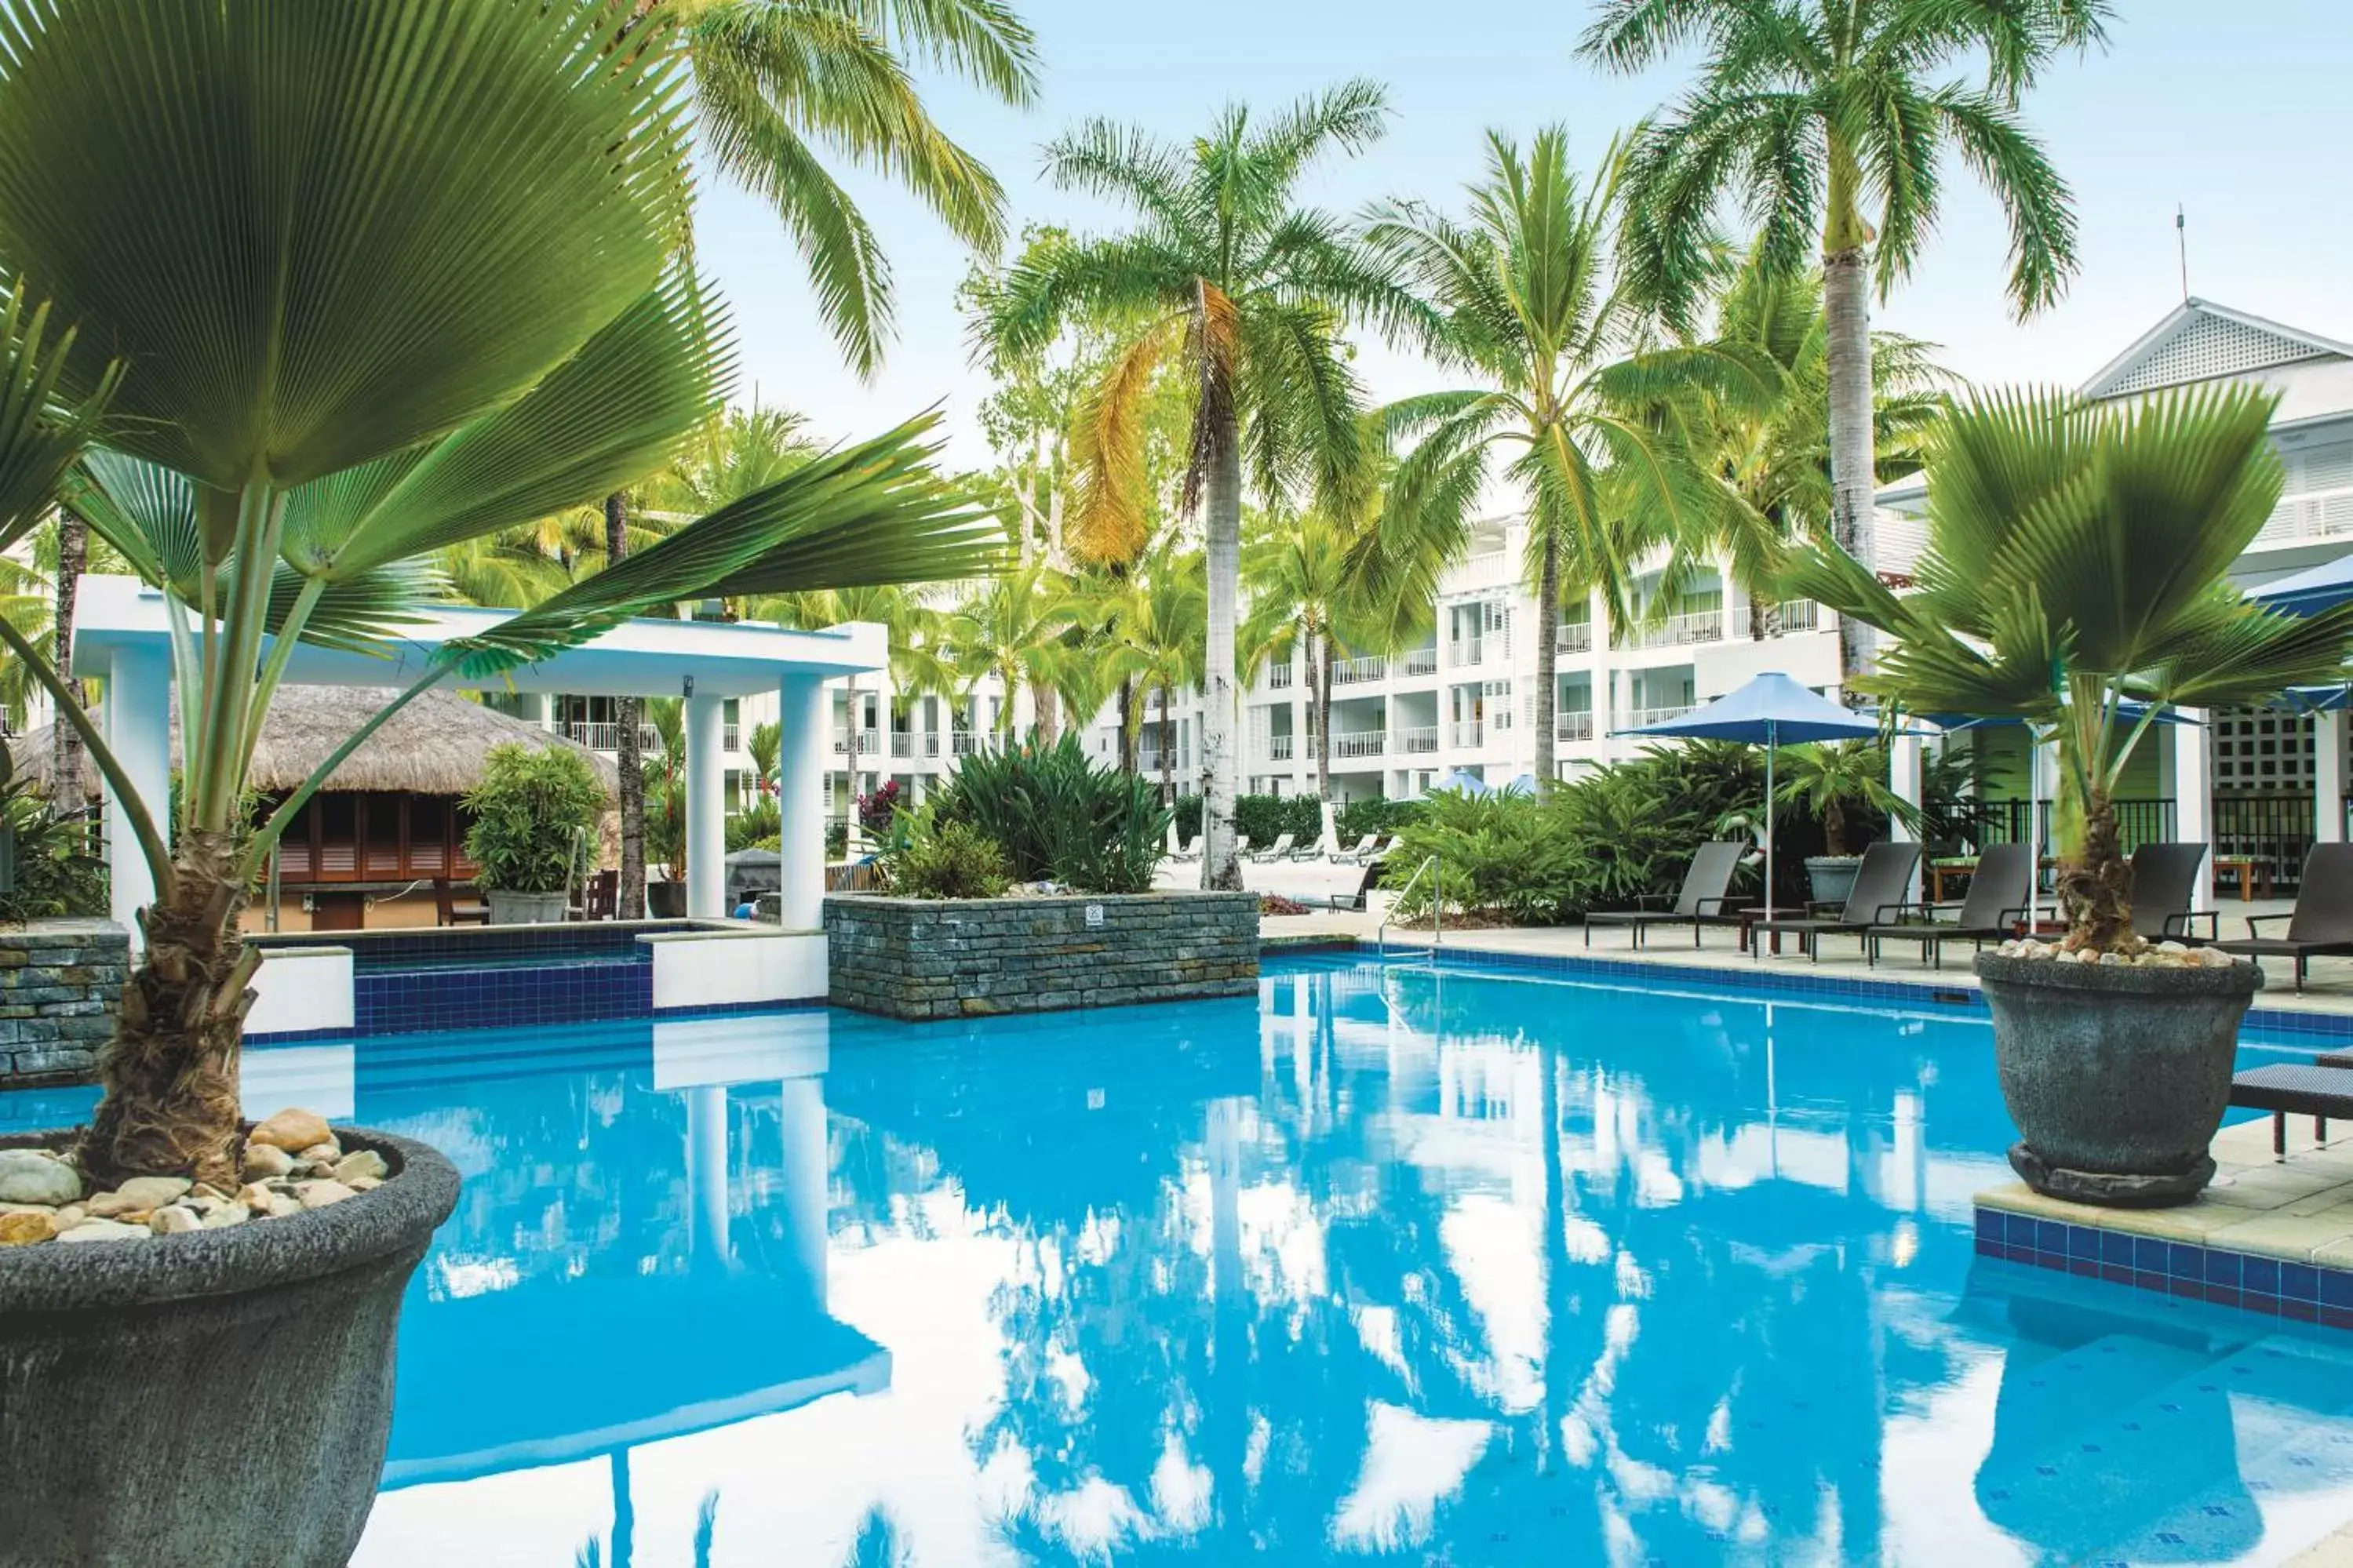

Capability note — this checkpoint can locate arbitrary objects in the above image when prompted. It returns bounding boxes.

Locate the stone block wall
[825,892,1258,1020]
[0,919,127,1086]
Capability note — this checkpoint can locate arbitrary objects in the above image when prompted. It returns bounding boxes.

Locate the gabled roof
[2082,298,2353,400]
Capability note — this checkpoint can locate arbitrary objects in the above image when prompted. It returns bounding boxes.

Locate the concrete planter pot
[0,1126,461,1566]
[1976,951,2264,1207]
[646,880,688,919]
[486,889,569,925]
[1805,855,1862,907]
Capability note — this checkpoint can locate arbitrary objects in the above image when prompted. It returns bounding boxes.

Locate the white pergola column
[684,692,726,917]
[1889,733,1923,904]
[2174,708,2213,915]
[2318,711,2346,844]
[776,1071,828,1312]
[104,644,171,946]
[686,1083,730,1266]
[777,673,828,931]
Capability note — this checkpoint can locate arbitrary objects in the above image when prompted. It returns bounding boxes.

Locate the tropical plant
[1075,544,1205,786]
[0,0,999,1187]
[855,779,902,839]
[641,698,689,883]
[1787,384,2353,950]
[1772,739,1917,855]
[935,732,1171,893]
[987,81,1434,889]
[725,795,781,853]
[461,744,606,897]
[882,804,1011,900]
[0,745,105,923]
[1580,0,2108,686]
[1360,128,1761,784]
[745,719,781,790]
[945,563,1075,740]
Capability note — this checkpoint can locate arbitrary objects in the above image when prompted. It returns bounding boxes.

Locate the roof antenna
[2176,203,2190,303]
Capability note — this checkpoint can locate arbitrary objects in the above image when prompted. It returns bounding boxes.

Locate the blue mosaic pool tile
[1973,1202,2353,1331]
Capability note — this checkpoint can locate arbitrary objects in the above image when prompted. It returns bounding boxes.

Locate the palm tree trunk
[1823,246,1877,693]
[1160,681,1175,804]
[1313,632,1332,802]
[50,509,85,816]
[1036,682,1059,746]
[80,828,253,1189]
[1117,677,1138,773]
[606,492,646,919]
[2058,786,2134,951]
[1200,406,1243,890]
[1533,535,1560,788]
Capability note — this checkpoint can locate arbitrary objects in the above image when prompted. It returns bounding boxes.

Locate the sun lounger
[1246,833,1295,862]
[1863,841,2031,969]
[2129,841,2216,942]
[1749,841,1923,962]
[1584,842,1747,951]
[2230,1062,2353,1157]
[1326,859,1385,911]
[2217,843,2353,990]
[1330,834,1378,864]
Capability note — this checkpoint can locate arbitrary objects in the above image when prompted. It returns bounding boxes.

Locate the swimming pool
[9,952,2353,1564]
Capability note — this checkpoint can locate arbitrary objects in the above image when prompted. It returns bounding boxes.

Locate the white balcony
[2254,487,2353,549]
[1628,609,1724,649]
[1333,729,1386,759]
[722,722,741,752]
[832,728,881,755]
[1329,653,1388,686]
[888,733,913,758]
[1399,724,1440,754]
[1266,662,1295,689]
[1773,598,1821,635]
[1556,711,1594,742]
[1451,719,1484,748]
[1450,548,1517,592]
[1556,621,1593,653]
[1401,646,1439,676]
[950,730,981,756]
[1266,734,1295,761]
[1449,638,1484,668]
[565,721,659,752]
[1620,702,1695,729]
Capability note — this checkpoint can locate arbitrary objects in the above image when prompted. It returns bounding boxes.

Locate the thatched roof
[9,686,618,801]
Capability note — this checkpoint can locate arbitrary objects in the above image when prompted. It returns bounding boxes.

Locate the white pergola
[69,574,884,940]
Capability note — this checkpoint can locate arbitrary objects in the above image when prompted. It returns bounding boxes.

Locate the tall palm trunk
[1035,682,1059,745]
[50,510,85,817]
[1159,681,1176,804]
[1117,677,1138,773]
[1823,246,1876,692]
[1313,630,1333,802]
[1532,535,1560,788]
[606,492,646,919]
[1200,408,1243,890]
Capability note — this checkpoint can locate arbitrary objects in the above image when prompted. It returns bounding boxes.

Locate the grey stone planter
[486,889,569,925]
[0,1126,461,1566]
[1805,855,1862,907]
[646,880,688,919]
[1976,951,2263,1207]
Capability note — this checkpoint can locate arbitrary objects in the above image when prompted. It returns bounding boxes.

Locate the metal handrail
[1377,853,1442,958]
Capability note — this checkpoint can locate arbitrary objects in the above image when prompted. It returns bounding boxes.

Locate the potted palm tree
[0,3,997,1561]
[1791,384,2353,1206]
[1772,739,1919,905]
[463,744,606,925]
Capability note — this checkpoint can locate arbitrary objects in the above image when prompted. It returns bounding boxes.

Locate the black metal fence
[1979,798,2178,855]
[2214,794,2317,891]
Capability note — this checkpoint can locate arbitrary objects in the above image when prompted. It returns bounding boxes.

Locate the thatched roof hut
[9,686,617,802]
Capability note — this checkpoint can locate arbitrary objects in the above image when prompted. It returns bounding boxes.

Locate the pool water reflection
[9,954,2353,1564]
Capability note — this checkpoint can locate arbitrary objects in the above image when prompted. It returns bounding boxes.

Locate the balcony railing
[2256,486,2353,549]
[722,722,740,752]
[1556,621,1593,653]
[889,733,913,758]
[1266,662,1295,689]
[832,728,880,755]
[1399,724,1440,754]
[1772,598,1820,635]
[1627,609,1724,649]
[1333,729,1386,759]
[1330,653,1387,686]
[1401,647,1439,676]
[1266,734,1295,761]
[1620,702,1696,728]
[1451,719,1484,748]
[1449,638,1484,668]
[565,722,660,752]
[1556,711,1594,742]
[951,730,981,756]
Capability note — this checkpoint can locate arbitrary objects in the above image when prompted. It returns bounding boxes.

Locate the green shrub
[461,744,606,894]
[1336,797,1422,842]
[726,797,780,853]
[883,807,1011,900]
[0,750,105,922]
[1236,793,1321,846]
[824,820,849,860]
[938,733,1171,893]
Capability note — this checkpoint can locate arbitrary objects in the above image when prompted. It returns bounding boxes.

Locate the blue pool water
[10,954,2353,1564]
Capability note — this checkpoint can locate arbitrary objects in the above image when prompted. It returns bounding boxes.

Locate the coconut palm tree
[945,562,1074,741]
[1579,0,2107,687]
[0,0,998,1186]
[987,82,1433,887]
[1085,546,1207,798]
[1360,128,1762,786]
[1787,384,2353,950]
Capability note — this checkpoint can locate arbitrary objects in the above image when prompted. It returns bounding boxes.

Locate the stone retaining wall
[825,892,1258,1020]
[0,919,127,1087]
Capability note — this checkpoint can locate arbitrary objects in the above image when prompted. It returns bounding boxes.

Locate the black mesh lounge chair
[2217,843,2353,990]
[2129,841,2216,943]
[1325,857,1385,912]
[1583,842,1747,950]
[1863,841,2032,970]
[2230,1062,2353,1157]
[1749,841,1924,962]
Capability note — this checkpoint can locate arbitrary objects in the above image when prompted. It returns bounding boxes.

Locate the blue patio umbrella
[1618,671,1894,919]
[2252,552,2353,617]
[1429,769,1493,798]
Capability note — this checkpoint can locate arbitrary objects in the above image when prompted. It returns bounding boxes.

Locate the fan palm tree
[1700,250,1945,637]
[1787,384,2353,951]
[1579,0,2107,687]
[0,0,998,1186]
[985,81,1434,889]
[1360,128,1762,786]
